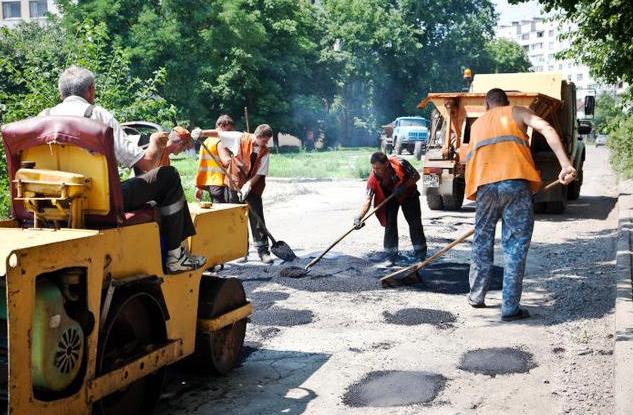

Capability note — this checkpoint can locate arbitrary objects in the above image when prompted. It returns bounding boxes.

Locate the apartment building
[1,0,58,28]
[497,17,625,99]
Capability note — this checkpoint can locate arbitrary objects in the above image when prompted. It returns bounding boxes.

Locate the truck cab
[393,116,429,160]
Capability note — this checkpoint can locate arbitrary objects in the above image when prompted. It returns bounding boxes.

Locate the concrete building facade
[496,17,625,99]
[1,0,57,28]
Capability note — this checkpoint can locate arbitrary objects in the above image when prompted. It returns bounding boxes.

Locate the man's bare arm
[512,106,576,184]
[134,131,169,173]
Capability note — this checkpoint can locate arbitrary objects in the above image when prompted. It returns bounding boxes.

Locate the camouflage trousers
[468,180,534,317]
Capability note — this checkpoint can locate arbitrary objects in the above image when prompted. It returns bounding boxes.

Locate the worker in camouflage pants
[464,88,576,321]
[467,180,534,317]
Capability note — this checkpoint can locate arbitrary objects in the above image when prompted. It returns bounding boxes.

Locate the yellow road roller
[0,115,252,414]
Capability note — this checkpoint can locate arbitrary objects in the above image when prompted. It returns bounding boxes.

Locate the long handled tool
[197,137,296,261]
[280,192,399,278]
[380,179,565,288]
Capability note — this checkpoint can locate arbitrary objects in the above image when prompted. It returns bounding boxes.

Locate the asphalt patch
[415,262,503,294]
[240,342,261,362]
[459,347,536,376]
[279,266,309,278]
[343,370,447,407]
[383,308,456,329]
[248,290,290,309]
[251,306,314,327]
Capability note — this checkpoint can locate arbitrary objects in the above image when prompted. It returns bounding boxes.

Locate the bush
[608,114,633,177]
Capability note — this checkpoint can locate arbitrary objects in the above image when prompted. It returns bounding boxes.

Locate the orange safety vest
[195,136,225,187]
[224,133,269,195]
[367,156,417,227]
[465,106,541,200]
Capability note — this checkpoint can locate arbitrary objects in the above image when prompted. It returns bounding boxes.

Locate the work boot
[258,249,274,264]
[387,252,398,266]
[415,248,428,262]
[166,249,206,274]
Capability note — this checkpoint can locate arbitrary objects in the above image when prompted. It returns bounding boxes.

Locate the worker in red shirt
[354,152,427,265]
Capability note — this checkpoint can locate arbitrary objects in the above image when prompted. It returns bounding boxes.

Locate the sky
[493,0,544,25]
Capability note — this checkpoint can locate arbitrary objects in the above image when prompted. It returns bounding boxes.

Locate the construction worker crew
[192,124,275,264]
[194,115,235,203]
[466,88,576,321]
[355,152,427,265]
[41,65,205,274]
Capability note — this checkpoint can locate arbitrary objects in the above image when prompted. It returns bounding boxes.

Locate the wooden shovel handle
[305,192,399,270]
[379,179,563,283]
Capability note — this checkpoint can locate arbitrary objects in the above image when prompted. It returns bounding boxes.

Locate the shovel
[197,137,297,262]
[379,179,566,288]
[280,191,399,278]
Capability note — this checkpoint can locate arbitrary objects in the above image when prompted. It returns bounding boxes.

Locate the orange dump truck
[418,72,592,213]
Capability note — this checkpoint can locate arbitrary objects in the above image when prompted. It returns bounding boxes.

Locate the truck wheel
[414,142,424,160]
[567,165,583,200]
[191,276,247,375]
[94,290,167,415]
[394,137,403,155]
[441,180,465,210]
[426,188,444,210]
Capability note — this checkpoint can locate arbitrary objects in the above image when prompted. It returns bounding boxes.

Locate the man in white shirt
[41,65,204,274]
[194,123,273,263]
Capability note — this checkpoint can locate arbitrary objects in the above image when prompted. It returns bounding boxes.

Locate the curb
[615,180,633,415]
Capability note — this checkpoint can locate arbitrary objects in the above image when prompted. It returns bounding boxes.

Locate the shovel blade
[271,241,297,262]
[380,268,422,288]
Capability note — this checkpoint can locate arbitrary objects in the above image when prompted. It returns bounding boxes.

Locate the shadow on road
[156,349,329,415]
[537,195,617,221]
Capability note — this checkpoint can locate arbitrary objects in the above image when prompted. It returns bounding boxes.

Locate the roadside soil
[156,146,617,415]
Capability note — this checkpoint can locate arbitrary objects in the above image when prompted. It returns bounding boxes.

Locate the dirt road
[156,146,617,414]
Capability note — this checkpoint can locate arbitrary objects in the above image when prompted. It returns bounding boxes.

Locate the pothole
[343,370,447,407]
[416,262,503,295]
[383,308,456,329]
[459,347,536,376]
[251,307,314,326]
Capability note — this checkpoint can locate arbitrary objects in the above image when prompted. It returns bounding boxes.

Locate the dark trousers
[384,191,427,257]
[121,166,196,250]
[203,185,227,203]
[227,190,269,253]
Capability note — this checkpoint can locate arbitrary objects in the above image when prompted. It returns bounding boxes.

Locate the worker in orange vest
[194,115,236,203]
[354,152,427,265]
[191,123,275,264]
[466,88,576,321]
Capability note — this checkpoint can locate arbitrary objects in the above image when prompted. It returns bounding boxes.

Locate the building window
[577,73,583,81]
[558,64,562,70]
[549,29,555,36]
[522,33,529,40]
[2,1,21,19]
[29,0,47,18]
[537,31,544,38]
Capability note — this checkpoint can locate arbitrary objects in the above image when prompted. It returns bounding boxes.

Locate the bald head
[485,88,509,109]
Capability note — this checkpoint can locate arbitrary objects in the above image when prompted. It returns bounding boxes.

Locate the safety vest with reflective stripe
[465,106,541,201]
[195,137,225,187]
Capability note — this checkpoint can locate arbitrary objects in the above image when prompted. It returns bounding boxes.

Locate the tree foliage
[483,38,531,74]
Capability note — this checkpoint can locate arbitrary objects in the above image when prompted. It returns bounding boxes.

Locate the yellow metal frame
[197,303,253,333]
[1,207,249,414]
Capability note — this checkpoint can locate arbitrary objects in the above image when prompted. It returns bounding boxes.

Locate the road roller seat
[1,115,156,228]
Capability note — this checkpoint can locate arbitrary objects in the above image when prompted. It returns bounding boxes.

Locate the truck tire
[567,164,583,200]
[414,142,424,160]
[426,188,443,210]
[442,179,465,210]
[394,137,403,155]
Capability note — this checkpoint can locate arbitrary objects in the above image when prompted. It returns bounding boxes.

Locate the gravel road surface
[156,146,617,415]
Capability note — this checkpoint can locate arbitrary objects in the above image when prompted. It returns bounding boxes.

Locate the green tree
[483,38,531,73]
[0,18,177,217]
